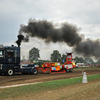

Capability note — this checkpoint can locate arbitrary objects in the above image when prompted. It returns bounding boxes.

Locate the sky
[0,0,100,60]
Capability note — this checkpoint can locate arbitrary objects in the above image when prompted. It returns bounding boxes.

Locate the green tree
[29,47,40,61]
[51,50,61,62]
[97,59,100,64]
[74,56,84,63]
[74,56,79,64]
[78,57,84,63]
[84,58,94,64]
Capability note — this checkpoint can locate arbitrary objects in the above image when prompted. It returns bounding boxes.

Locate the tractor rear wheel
[66,69,69,73]
[69,68,73,72]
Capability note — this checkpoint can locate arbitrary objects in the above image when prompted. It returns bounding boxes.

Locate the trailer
[0,45,75,76]
[36,53,75,74]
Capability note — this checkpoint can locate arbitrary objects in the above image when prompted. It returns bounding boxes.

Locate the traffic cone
[82,72,88,83]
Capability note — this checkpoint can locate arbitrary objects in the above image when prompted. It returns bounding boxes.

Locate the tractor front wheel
[33,68,38,75]
[7,68,14,76]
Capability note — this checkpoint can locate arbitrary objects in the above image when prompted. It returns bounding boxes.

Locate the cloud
[0,0,100,59]
[21,38,72,60]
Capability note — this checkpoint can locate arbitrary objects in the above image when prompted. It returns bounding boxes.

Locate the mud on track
[0,69,100,87]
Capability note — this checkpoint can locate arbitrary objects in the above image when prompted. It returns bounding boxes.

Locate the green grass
[87,74,100,81]
[0,74,100,99]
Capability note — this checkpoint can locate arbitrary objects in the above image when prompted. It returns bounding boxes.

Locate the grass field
[0,74,100,100]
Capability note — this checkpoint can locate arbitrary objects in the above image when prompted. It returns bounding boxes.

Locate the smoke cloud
[16,18,100,59]
[73,39,100,59]
[16,19,82,47]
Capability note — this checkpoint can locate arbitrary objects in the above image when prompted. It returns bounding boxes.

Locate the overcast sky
[0,0,100,60]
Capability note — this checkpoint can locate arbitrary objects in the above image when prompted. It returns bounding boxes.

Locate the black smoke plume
[73,39,100,59]
[16,18,82,47]
[16,34,24,47]
[16,18,100,59]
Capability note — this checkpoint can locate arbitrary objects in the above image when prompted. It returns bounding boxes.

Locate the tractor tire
[66,69,69,73]
[32,68,38,75]
[7,68,14,76]
[69,68,73,72]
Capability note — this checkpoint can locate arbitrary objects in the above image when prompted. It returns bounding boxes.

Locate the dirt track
[0,68,100,87]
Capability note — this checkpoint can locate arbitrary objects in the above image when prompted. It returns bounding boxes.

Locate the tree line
[74,56,100,64]
[28,47,100,64]
[28,47,66,63]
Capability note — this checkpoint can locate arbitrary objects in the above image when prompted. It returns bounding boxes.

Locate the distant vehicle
[76,63,85,67]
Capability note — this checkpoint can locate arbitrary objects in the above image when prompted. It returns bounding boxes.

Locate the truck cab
[0,45,20,75]
[0,45,38,76]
